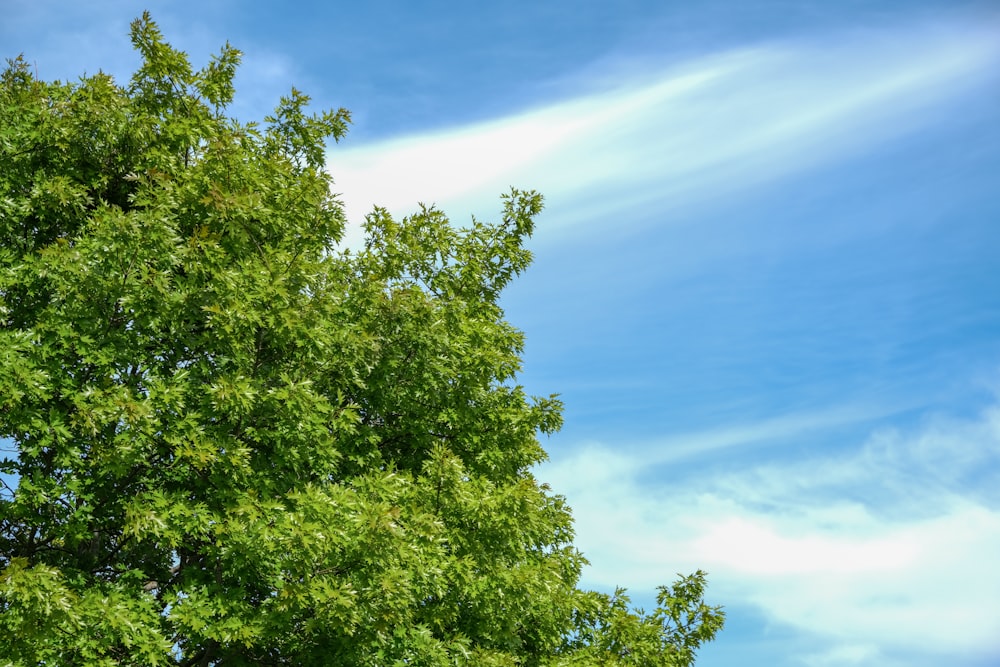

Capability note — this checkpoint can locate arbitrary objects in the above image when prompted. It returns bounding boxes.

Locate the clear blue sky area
[4,2,1000,665]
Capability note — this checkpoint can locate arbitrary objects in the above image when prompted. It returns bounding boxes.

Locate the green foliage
[0,13,723,665]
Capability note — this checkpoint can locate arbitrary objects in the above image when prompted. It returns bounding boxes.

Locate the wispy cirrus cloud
[330,17,1000,246]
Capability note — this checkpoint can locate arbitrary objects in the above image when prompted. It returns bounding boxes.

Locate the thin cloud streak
[330,18,1000,246]
[536,401,898,485]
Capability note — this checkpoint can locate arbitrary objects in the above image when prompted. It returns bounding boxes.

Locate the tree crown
[0,13,723,666]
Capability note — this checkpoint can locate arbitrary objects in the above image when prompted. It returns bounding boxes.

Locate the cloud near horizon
[539,399,1000,663]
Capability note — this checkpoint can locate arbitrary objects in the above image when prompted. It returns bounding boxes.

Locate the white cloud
[329,18,1000,248]
[538,399,1000,662]
[327,55,739,244]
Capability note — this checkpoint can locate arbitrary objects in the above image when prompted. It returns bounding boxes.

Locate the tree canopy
[0,13,723,666]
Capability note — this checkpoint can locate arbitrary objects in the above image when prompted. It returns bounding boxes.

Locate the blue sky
[5,1,1000,665]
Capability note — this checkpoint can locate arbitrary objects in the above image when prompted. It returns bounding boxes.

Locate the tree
[0,13,723,666]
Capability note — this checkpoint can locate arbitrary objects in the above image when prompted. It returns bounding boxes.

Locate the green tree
[0,13,723,666]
